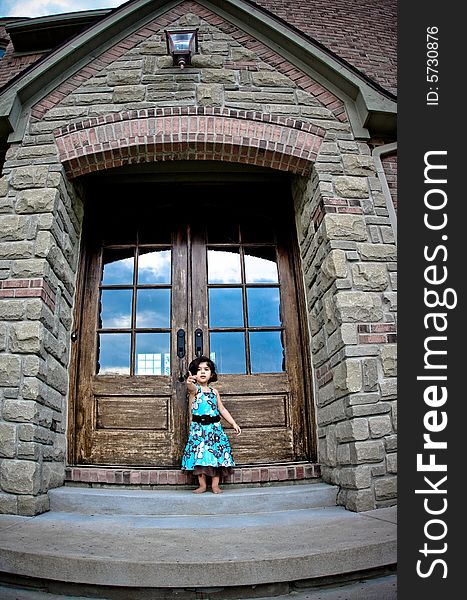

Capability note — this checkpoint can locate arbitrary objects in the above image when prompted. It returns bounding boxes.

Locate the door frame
[67,175,317,466]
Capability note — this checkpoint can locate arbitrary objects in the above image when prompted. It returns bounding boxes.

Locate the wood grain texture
[96,397,169,430]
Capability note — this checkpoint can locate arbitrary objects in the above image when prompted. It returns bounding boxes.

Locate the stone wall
[292,139,397,511]
[0,164,84,515]
[0,0,396,514]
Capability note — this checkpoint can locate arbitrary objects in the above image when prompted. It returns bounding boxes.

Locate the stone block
[342,488,376,512]
[3,399,36,422]
[107,70,141,86]
[317,399,346,426]
[0,354,21,386]
[362,358,379,391]
[0,423,16,458]
[0,323,6,350]
[202,41,229,54]
[0,215,32,242]
[201,69,237,84]
[342,155,377,176]
[336,443,351,464]
[337,465,371,489]
[380,378,397,398]
[346,402,392,417]
[17,493,50,516]
[322,289,339,334]
[10,166,49,190]
[321,249,347,284]
[15,189,59,215]
[335,418,369,443]
[375,476,397,500]
[191,55,224,68]
[0,459,41,495]
[380,344,397,376]
[349,440,385,463]
[369,415,393,438]
[383,292,397,311]
[323,214,368,241]
[385,434,397,452]
[357,243,397,261]
[0,176,8,197]
[0,492,18,514]
[11,259,46,278]
[333,360,362,397]
[347,393,381,406]
[196,84,224,106]
[341,323,358,345]
[112,86,146,103]
[387,453,397,474]
[251,71,292,87]
[42,462,65,490]
[335,291,383,322]
[9,321,43,354]
[334,176,369,198]
[351,263,388,291]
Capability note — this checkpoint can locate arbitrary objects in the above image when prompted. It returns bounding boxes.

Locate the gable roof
[0,0,396,142]
[1,0,396,96]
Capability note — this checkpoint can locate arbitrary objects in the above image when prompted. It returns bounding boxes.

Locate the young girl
[181,356,241,493]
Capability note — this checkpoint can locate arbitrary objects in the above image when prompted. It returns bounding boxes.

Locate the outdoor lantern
[165,29,198,69]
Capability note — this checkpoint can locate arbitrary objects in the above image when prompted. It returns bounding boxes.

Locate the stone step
[49,482,338,515]
[0,498,397,592]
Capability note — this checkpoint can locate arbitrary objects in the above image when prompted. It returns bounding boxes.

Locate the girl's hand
[186,373,197,385]
[232,422,241,436]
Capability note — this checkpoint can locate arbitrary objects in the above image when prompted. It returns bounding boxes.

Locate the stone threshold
[65,462,321,486]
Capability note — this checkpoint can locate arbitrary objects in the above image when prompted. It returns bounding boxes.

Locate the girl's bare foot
[211,485,223,494]
[193,486,207,494]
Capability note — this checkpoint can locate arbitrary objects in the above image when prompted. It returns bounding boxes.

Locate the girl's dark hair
[188,355,218,382]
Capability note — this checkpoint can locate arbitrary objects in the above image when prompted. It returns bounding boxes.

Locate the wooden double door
[71,183,313,467]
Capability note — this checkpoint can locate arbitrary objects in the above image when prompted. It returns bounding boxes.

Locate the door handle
[194,329,203,357]
[177,329,185,358]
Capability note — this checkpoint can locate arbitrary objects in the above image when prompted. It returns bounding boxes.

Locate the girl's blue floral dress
[181,384,235,477]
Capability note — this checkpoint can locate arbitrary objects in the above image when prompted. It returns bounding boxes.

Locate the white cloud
[1,1,125,18]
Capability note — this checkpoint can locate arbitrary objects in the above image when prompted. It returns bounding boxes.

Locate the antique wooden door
[71,182,312,466]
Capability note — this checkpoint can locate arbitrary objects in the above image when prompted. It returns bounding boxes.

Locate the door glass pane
[249,331,285,373]
[100,290,132,328]
[97,333,131,374]
[136,289,171,328]
[138,249,171,284]
[210,332,246,374]
[135,333,171,375]
[208,249,241,283]
[102,249,134,285]
[209,288,244,327]
[244,248,278,283]
[247,288,281,327]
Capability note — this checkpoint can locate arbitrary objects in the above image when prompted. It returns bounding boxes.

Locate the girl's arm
[215,390,241,435]
[186,373,198,394]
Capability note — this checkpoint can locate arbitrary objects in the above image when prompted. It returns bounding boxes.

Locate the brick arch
[54,107,325,178]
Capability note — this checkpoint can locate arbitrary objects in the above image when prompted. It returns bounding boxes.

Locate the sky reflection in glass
[138,250,171,284]
[210,332,246,374]
[136,333,171,375]
[244,250,278,283]
[97,333,131,374]
[100,290,132,328]
[209,288,244,327]
[136,289,171,328]
[208,249,241,283]
[247,288,281,327]
[249,331,284,373]
[102,251,134,285]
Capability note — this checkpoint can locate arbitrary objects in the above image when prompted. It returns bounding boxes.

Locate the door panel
[72,184,311,467]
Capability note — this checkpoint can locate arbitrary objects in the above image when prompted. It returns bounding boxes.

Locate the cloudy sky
[0,1,126,18]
